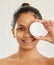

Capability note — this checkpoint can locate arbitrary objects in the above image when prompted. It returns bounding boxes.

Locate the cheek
[17,32,21,37]
[15,31,24,40]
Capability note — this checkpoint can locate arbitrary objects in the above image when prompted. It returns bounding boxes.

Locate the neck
[18,47,42,59]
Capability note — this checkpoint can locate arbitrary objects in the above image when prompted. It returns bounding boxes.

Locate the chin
[20,45,36,50]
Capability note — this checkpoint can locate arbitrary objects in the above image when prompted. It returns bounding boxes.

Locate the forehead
[16,12,38,27]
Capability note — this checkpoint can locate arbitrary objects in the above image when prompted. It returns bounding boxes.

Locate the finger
[40,20,53,32]
[37,36,47,40]
[36,20,54,25]
[34,35,47,41]
[35,20,47,28]
[47,20,54,23]
[38,20,47,24]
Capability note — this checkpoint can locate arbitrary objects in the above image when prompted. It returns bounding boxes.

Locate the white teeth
[23,40,32,43]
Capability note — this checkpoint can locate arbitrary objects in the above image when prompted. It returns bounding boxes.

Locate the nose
[23,29,32,38]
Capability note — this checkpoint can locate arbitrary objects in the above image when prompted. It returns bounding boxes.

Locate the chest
[7,59,48,65]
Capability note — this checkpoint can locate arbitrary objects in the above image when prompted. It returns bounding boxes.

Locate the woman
[0,3,54,65]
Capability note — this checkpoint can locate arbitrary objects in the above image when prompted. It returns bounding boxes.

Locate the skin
[0,12,54,65]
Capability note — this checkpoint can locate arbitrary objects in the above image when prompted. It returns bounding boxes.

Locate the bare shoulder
[40,57,54,65]
[47,57,54,65]
[0,58,8,65]
[0,53,19,65]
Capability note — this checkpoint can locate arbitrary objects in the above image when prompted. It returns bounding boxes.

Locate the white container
[29,22,48,37]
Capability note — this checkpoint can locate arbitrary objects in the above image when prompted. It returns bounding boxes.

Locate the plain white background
[0,0,54,59]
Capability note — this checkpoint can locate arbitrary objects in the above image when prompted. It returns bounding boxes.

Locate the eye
[17,27,24,31]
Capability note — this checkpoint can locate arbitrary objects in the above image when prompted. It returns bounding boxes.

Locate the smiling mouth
[22,39,34,44]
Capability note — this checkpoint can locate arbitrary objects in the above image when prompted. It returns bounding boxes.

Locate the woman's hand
[36,20,54,44]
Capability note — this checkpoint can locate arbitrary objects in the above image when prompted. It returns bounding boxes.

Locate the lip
[22,39,34,44]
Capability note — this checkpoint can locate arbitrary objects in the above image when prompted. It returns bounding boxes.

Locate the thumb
[35,36,48,41]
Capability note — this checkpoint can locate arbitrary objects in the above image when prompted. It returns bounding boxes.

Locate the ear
[11,29,15,38]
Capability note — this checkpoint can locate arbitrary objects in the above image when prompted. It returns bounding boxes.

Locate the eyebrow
[17,24,25,27]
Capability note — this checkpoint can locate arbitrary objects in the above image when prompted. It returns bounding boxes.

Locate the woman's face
[13,12,39,49]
